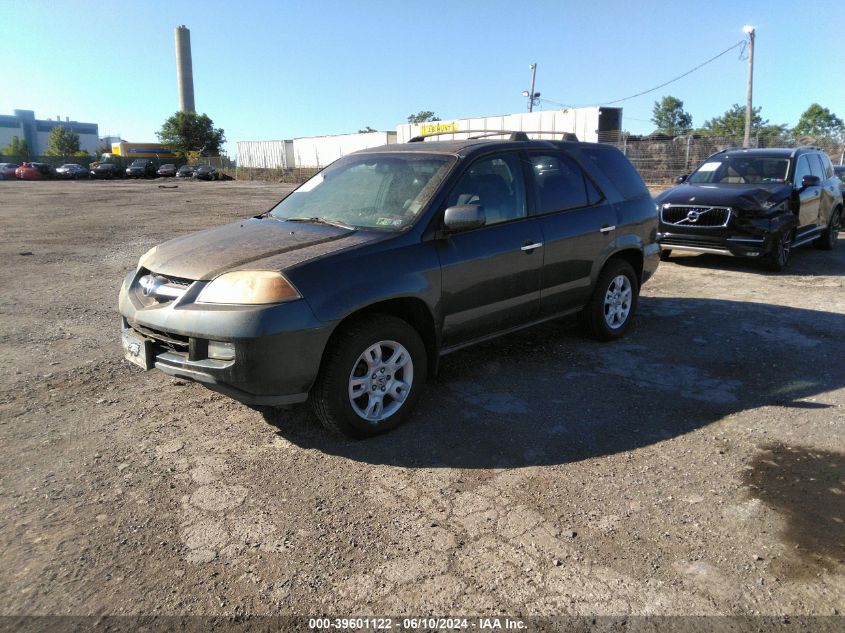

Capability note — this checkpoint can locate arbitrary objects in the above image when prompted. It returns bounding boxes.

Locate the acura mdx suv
[119,133,659,437]
[657,147,842,270]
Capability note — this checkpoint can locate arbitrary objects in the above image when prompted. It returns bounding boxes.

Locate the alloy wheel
[603,274,632,329]
[348,340,414,423]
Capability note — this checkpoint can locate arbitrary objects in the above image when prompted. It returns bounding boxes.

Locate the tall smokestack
[174,25,195,113]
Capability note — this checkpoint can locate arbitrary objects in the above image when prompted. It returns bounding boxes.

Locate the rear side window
[528,153,599,213]
[580,145,648,200]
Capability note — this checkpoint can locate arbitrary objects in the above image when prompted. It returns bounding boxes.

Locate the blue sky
[3,0,842,157]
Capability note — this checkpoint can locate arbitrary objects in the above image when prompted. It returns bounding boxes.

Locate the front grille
[661,205,731,228]
[134,269,194,306]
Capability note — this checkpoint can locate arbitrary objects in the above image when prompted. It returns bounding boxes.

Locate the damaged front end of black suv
[657,147,842,270]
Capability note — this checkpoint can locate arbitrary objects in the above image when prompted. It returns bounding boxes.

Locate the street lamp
[524,63,540,112]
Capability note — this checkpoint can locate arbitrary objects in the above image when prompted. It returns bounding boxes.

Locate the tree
[358,126,377,133]
[651,96,692,136]
[699,104,788,143]
[793,103,844,139]
[156,111,225,156]
[1,136,30,159]
[407,111,440,124]
[45,126,81,156]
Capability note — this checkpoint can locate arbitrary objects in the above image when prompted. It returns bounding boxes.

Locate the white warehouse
[237,131,397,169]
[396,107,622,144]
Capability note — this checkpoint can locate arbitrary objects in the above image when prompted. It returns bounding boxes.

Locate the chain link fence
[597,132,845,189]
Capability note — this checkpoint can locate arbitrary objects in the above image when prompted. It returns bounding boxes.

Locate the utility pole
[743,26,755,148]
[522,63,540,112]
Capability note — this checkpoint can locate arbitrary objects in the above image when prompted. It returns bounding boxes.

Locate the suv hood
[657,182,792,210]
[142,217,382,281]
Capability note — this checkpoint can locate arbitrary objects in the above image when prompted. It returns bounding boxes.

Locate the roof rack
[408,129,579,143]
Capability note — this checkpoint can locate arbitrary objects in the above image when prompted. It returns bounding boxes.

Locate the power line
[539,40,746,110]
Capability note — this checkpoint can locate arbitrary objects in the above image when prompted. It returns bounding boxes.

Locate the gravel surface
[0,180,843,618]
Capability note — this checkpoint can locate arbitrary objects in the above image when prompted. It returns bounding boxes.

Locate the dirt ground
[0,180,843,621]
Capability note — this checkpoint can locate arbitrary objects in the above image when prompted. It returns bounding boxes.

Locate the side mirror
[800,175,821,189]
[675,174,688,184]
[443,204,485,232]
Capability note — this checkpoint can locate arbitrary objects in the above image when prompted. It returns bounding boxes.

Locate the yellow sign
[420,122,458,136]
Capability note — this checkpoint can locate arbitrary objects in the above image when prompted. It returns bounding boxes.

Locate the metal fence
[598,132,845,188]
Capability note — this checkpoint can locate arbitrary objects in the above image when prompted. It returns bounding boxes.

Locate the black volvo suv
[119,134,659,437]
[657,147,842,270]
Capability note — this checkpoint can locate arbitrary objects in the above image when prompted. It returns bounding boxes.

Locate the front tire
[766,230,792,271]
[814,207,841,251]
[312,314,427,438]
[581,259,639,341]
[659,249,672,261]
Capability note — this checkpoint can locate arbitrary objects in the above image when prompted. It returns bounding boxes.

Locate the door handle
[521,241,543,252]
[599,225,616,233]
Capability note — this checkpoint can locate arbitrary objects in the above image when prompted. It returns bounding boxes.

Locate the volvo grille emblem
[139,275,163,297]
[687,210,701,222]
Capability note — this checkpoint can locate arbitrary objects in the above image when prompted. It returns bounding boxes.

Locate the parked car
[16,162,54,180]
[120,134,659,437]
[0,162,20,180]
[157,163,177,177]
[56,163,90,179]
[657,147,842,271]
[194,165,219,181]
[90,163,121,179]
[126,159,157,179]
[176,165,197,178]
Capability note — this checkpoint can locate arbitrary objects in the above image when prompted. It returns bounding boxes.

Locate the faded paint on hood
[141,217,385,280]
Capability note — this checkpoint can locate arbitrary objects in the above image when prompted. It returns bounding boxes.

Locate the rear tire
[581,259,639,341]
[814,207,841,250]
[311,314,427,438]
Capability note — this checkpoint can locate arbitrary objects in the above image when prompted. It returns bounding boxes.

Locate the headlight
[196,270,301,305]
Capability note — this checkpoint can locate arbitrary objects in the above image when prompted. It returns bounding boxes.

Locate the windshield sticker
[376,218,403,226]
[297,173,324,192]
[698,162,720,172]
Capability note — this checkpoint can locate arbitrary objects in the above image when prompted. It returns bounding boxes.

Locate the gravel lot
[0,180,843,620]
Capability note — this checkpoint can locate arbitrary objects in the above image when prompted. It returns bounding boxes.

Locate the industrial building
[396,107,622,144]
[236,107,621,169]
[237,131,397,169]
[0,109,100,155]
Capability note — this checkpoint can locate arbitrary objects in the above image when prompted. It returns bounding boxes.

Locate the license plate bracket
[122,329,153,370]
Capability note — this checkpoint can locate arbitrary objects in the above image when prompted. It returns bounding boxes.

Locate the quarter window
[447,154,526,226]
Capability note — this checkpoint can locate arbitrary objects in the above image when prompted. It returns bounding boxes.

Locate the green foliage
[2,136,31,159]
[157,111,225,156]
[407,111,441,124]
[793,104,844,139]
[651,96,692,136]
[45,126,81,156]
[699,104,788,143]
[700,104,764,136]
[358,126,377,133]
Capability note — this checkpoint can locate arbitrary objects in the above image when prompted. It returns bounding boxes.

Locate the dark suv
[126,159,157,179]
[119,134,659,437]
[657,147,842,270]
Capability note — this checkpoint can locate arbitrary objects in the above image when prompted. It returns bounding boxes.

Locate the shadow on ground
[263,297,845,471]
[743,443,845,573]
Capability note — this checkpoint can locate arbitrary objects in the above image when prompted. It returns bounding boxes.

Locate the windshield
[688,156,790,184]
[269,153,455,230]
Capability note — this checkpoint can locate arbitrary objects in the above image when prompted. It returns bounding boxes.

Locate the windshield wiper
[286,216,355,230]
